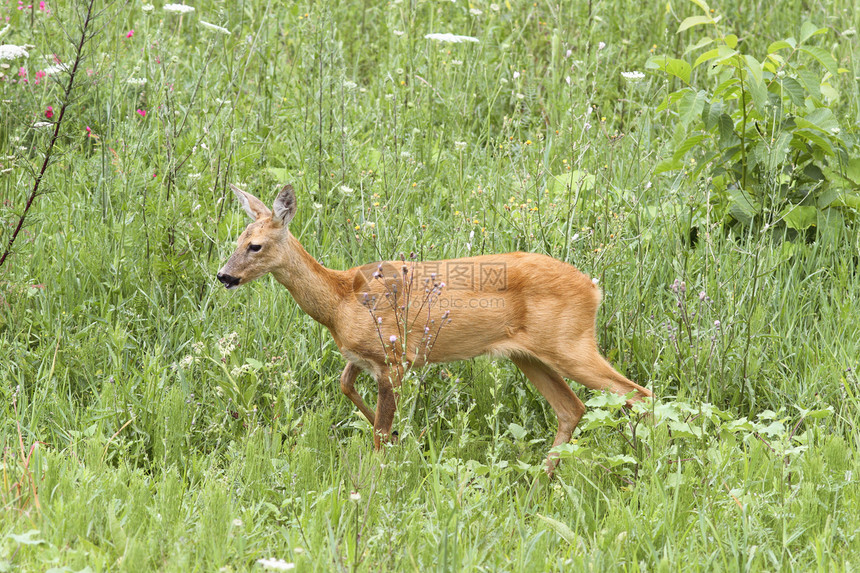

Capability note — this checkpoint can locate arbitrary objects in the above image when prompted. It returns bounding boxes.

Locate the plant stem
[0,0,96,270]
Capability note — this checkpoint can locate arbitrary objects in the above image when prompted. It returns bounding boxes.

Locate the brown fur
[218,184,652,473]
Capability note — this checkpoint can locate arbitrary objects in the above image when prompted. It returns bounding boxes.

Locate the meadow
[1,0,859,570]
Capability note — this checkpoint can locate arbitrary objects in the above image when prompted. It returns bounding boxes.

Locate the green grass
[1,0,859,570]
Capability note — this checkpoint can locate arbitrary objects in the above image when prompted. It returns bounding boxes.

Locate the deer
[216,183,652,474]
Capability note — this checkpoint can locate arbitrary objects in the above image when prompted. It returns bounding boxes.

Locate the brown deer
[217,183,652,473]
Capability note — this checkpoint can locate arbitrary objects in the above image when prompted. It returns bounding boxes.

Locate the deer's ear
[272,184,297,227]
[230,184,272,220]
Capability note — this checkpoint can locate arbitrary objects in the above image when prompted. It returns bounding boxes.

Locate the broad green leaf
[585,392,627,409]
[724,34,738,49]
[694,48,721,69]
[780,206,818,230]
[507,422,527,441]
[267,167,290,182]
[794,129,834,155]
[654,158,683,175]
[673,134,706,161]
[767,39,795,53]
[678,15,714,33]
[536,513,580,546]
[7,530,44,545]
[678,89,706,126]
[688,0,711,14]
[728,186,759,224]
[604,454,637,467]
[702,99,723,130]
[246,358,264,370]
[646,56,692,84]
[795,107,838,133]
[684,36,715,55]
[830,192,860,210]
[800,21,827,44]
[669,420,702,439]
[779,77,806,106]
[799,46,838,76]
[743,54,763,84]
[717,113,737,147]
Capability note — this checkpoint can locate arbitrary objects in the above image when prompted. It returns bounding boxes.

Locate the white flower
[44,63,68,75]
[33,122,52,129]
[450,59,462,65]
[256,558,295,571]
[454,141,467,150]
[597,41,606,50]
[179,355,195,368]
[126,76,147,86]
[343,80,357,90]
[424,33,479,43]
[469,8,482,15]
[393,30,405,37]
[218,332,239,358]
[565,75,571,85]
[339,185,354,194]
[490,3,500,11]
[591,277,599,285]
[0,44,29,60]
[141,3,154,12]
[349,491,361,502]
[232,518,243,527]
[621,70,645,81]
[389,335,398,344]
[515,93,525,99]
[163,3,195,14]
[512,71,520,79]
[200,21,230,35]
[293,547,304,555]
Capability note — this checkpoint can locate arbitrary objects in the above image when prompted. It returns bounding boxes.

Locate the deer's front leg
[339,362,375,425]
[372,365,401,449]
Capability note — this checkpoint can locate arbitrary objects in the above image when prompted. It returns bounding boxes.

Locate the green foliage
[648,0,859,237]
[1,0,859,571]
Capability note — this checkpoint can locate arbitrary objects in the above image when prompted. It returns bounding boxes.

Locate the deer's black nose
[217,273,240,289]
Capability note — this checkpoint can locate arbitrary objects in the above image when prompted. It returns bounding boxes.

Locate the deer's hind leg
[511,355,586,475]
[553,341,652,406]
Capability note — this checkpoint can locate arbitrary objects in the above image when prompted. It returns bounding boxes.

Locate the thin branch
[0,0,98,270]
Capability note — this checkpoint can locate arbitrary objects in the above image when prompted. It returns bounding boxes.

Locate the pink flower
[136,109,146,117]
[39,1,45,9]
[18,67,26,77]
[85,126,91,134]
[126,29,134,38]
[45,106,53,119]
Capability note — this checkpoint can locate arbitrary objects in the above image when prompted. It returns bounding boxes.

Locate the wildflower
[424,33,479,43]
[513,71,520,79]
[44,63,67,75]
[621,71,645,81]
[141,3,154,12]
[125,29,134,38]
[490,3,500,11]
[393,30,405,37]
[343,80,357,90]
[0,44,29,60]
[85,126,91,134]
[389,335,398,344]
[293,547,304,555]
[469,8,482,15]
[218,332,239,357]
[200,21,230,35]
[349,491,361,502]
[126,76,147,86]
[136,109,146,117]
[232,518,243,527]
[192,341,205,354]
[454,141,467,150]
[597,41,606,50]
[33,121,52,128]
[45,106,53,119]
[39,1,45,9]
[256,558,295,571]
[163,3,195,14]
[714,320,721,327]
[339,185,354,194]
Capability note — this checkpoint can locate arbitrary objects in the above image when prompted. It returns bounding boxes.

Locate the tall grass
[1,0,859,570]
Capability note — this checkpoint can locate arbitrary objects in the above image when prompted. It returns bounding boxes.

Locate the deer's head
[217,184,296,289]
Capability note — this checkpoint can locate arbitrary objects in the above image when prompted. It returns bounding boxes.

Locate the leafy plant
[648,0,858,237]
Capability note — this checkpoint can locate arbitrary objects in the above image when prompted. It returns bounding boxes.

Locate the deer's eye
[248,244,262,252]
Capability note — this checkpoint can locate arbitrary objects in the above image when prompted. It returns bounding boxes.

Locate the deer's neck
[271,233,347,329]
